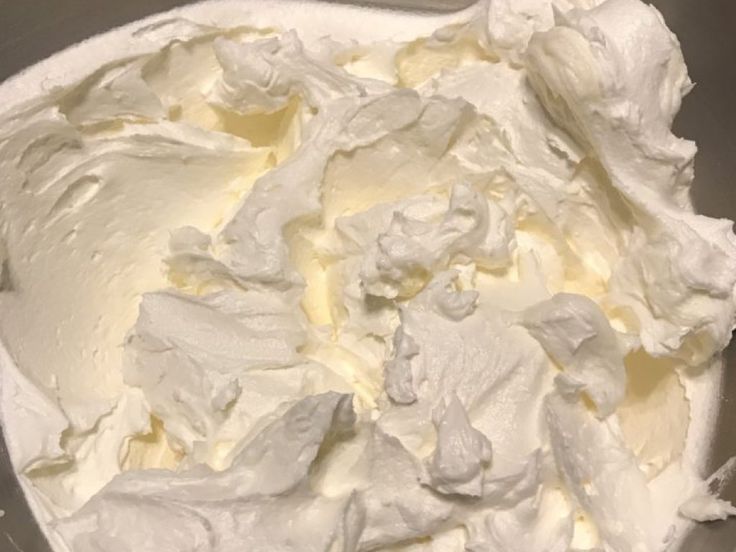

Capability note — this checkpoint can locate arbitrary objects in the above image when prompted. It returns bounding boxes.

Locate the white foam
[0,0,478,113]
[0,1,726,550]
[0,2,477,550]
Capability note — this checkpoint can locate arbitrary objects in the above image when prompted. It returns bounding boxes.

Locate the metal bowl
[0,1,734,550]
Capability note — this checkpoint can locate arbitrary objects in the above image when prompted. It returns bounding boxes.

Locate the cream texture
[0,0,735,551]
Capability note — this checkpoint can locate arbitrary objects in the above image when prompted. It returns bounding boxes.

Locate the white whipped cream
[0,0,734,551]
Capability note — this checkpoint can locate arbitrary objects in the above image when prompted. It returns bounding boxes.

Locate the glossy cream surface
[0,1,735,551]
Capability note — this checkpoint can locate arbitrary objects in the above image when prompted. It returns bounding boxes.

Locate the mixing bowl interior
[0,1,734,551]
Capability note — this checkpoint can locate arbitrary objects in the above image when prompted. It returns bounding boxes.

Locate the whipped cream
[0,0,734,551]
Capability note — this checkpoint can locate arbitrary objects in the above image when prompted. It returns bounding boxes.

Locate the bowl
[0,1,734,550]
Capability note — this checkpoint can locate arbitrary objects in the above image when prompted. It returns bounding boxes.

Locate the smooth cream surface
[1,0,735,551]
